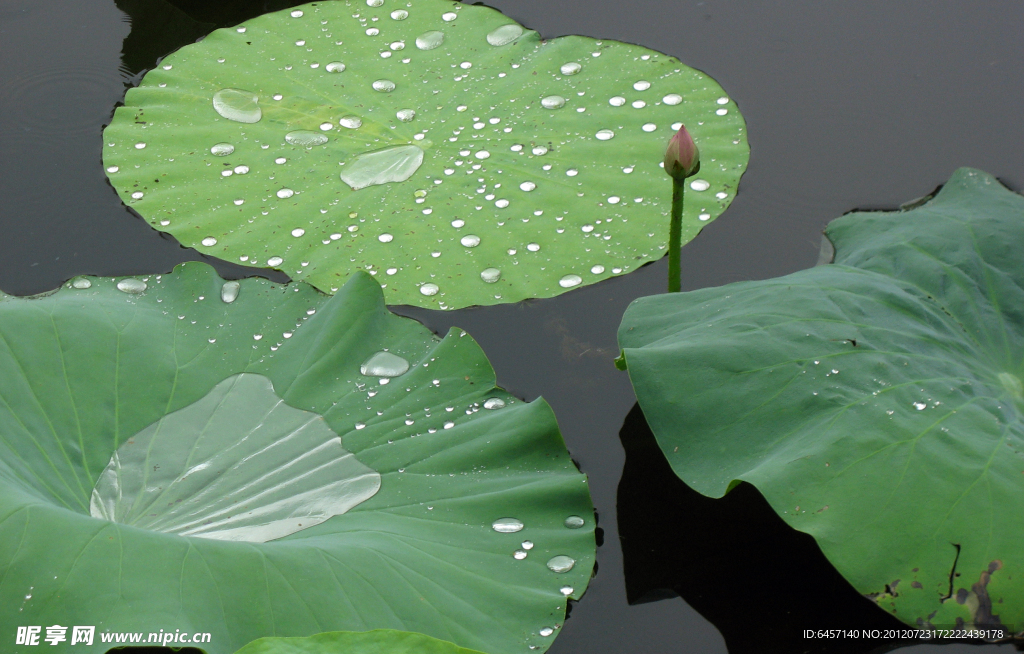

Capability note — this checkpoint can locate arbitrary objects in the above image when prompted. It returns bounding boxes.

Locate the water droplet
[365,27,379,36]
[531,146,549,157]
[521,540,534,549]
[595,129,614,141]
[275,157,287,164]
[106,166,119,173]
[560,586,573,596]
[559,275,582,288]
[442,11,457,20]
[378,233,394,243]
[452,219,465,228]
[663,93,683,105]
[355,422,366,430]
[326,61,346,73]
[420,283,439,296]
[339,116,363,129]
[134,142,146,149]
[492,518,524,533]
[609,96,627,107]
[290,9,303,17]
[560,62,581,75]
[213,88,262,123]
[540,627,554,637]
[360,351,410,378]
[717,96,730,105]
[277,188,295,198]
[564,515,585,528]
[486,24,524,46]
[291,228,305,237]
[131,191,144,200]
[475,150,490,160]
[397,109,416,122]
[689,179,710,191]
[633,80,651,91]
[699,213,711,221]
[267,256,283,266]
[541,95,566,110]
[236,26,247,33]
[461,234,481,248]
[210,143,234,156]
[366,0,383,6]
[546,555,575,573]
[372,79,396,92]
[390,41,405,51]
[341,145,424,190]
[72,278,92,289]
[117,278,147,294]
[283,130,329,148]
[390,9,408,19]
[201,237,218,247]
[416,30,445,50]
[484,397,506,409]
[320,122,334,131]
[220,281,240,303]
[233,165,249,175]
[495,199,509,208]
[914,402,927,411]
[512,549,528,560]
[716,108,729,116]
[520,181,537,192]
[591,265,605,274]
[642,123,657,132]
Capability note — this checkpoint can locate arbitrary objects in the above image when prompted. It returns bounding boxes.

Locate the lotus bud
[663,125,700,180]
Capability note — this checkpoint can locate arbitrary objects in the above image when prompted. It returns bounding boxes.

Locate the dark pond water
[1,0,1023,652]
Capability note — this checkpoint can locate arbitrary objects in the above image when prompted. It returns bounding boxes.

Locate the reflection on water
[616,403,1016,654]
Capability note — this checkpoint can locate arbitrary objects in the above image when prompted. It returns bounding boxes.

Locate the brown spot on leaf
[911,581,922,589]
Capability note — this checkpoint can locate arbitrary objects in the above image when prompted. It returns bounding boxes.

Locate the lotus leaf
[102,0,748,309]
[617,169,1024,628]
[0,263,593,654]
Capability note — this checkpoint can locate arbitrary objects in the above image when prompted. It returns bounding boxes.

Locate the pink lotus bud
[663,125,700,180]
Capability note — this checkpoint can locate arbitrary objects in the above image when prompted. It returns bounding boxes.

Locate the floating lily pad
[617,169,1024,628]
[235,629,487,654]
[0,263,593,654]
[102,0,748,309]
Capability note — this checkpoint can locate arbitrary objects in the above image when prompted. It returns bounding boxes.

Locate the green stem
[668,178,684,293]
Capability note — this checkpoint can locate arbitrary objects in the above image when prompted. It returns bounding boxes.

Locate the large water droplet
[633,80,651,91]
[484,398,506,409]
[461,234,481,247]
[559,275,582,288]
[609,96,626,107]
[339,116,363,129]
[591,265,605,274]
[560,62,581,75]
[220,281,240,303]
[415,31,445,50]
[213,88,262,123]
[689,179,710,191]
[486,24,524,46]
[341,145,425,190]
[642,123,657,132]
[595,129,615,141]
[72,278,92,289]
[560,586,574,596]
[201,237,218,247]
[513,549,528,560]
[360,351,410,378]
[117,278,147,294]
[366,0,383,6]
[285,131,329,147]
[267,256,283,266]
[546,555,575,573]
[391,9,408,19]
[442,11,457,21]
[492,518,524,533]
[481,268,501,283]
[290,9,303,17]
[211,143,234,156]
[520,181,536,192]
[396,109,416,122]
[663,93,683,105]
[326,61,346,73]
[539,628,554,637]
[541,95,566,110]
[378,233,394,243]
[564,515,585,528]
[420,283,439,296]
[277,188,295,198]
[372,79,396,93]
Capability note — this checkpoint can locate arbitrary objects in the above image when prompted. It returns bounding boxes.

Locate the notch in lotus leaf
[0,262,594,654]
[103,0,747,309]
[618,169,1024,630]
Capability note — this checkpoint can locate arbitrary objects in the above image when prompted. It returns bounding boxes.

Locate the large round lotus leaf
[0,263,594,654]
[617,168,1024,629]
[236,629,487,654]
[101,0,748,309]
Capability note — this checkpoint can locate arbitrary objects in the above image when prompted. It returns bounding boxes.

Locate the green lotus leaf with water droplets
[102,0,748,309]
[235,629,488,654]
[0,263,593,654]
[618,169,1024,629]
